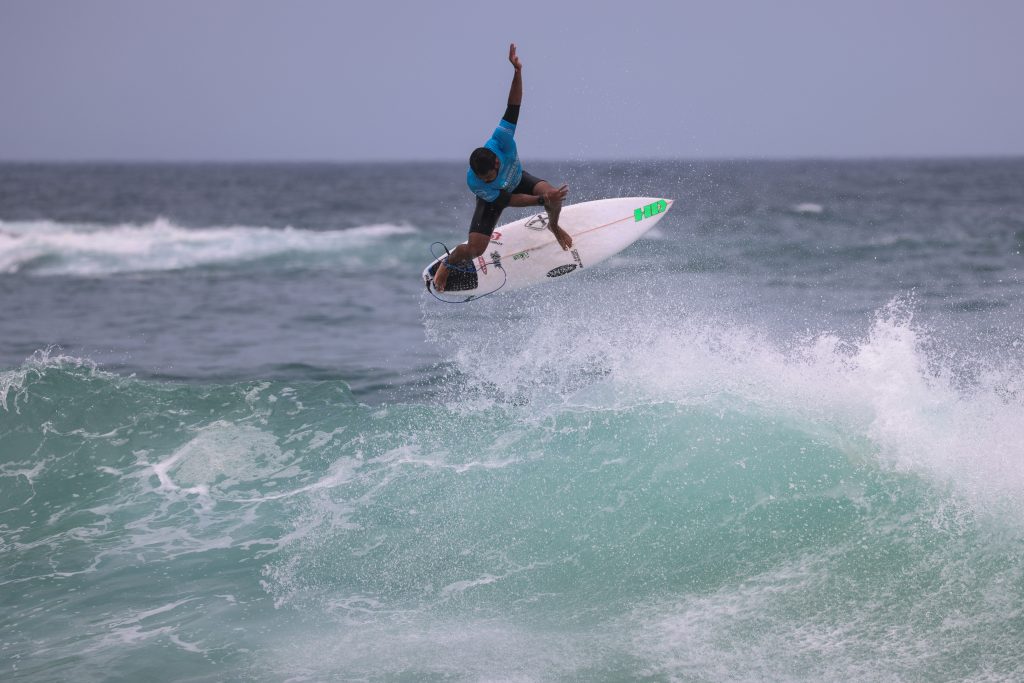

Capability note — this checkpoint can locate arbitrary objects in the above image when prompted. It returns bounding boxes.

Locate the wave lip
[0,217,416,276]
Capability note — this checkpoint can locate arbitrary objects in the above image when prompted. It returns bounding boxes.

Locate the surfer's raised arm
[500,44,523,136]
[507,43,523,106]
[499,45,566,210]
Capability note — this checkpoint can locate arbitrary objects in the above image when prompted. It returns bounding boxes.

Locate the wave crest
[434,295,1024,516]
[0,217,416,275]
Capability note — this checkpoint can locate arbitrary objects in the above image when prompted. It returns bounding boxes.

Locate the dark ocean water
[2,160,1023,681]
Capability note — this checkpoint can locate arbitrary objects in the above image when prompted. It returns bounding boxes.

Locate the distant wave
[792,202,824,214]
[0,217,417,276]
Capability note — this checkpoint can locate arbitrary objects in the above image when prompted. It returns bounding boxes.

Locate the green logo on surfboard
[634,200,667,222]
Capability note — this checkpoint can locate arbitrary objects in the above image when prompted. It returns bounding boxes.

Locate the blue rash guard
[465,104,545,236]
[466,117,523,203]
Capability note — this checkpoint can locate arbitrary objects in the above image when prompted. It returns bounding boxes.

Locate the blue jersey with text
[466,118,522,203]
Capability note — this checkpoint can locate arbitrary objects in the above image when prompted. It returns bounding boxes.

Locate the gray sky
[1,0,1022,161]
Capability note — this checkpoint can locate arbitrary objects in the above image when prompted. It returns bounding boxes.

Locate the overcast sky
[1,0,1022,161]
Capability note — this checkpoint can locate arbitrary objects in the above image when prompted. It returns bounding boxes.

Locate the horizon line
[2,153,1023,165]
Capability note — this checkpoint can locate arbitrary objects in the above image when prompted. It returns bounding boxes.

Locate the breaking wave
[0,217,417,275]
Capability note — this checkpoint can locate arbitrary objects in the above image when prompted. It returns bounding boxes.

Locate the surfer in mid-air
[432,43,573,292]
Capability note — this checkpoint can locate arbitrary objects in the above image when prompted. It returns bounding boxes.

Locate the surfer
[432,43,572,292]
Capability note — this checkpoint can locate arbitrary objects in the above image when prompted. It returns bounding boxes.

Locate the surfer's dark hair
[469,148,497,177]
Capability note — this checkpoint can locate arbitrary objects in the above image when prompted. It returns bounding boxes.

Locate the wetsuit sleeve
[502,104,520,126]
[490,103,520,152]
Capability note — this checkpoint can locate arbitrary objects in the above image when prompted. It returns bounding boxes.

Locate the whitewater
[2,160,1023,681]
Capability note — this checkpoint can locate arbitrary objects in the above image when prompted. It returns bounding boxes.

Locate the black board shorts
[469,170,545,236]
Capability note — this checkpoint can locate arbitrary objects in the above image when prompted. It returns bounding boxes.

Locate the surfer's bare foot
[551,226,573,250]
[539,184,570,249]
[433,261,449,291]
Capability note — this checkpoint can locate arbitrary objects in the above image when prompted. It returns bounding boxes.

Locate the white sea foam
[630,303,1024,513]
[793,202,824,214]
[375,443,525,474]
[0,217,416,275]
[440,573,501,597]
[152,420,299,503]
[621,552,946,681]
[223,456,358,503]
[0,456,49,483]
[256,616,594,681]
[78,598,207,657]
[444,296,1024,517]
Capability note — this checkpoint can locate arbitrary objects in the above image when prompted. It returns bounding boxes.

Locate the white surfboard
[423,196,673,302]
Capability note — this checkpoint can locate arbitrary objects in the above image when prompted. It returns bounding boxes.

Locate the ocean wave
[6,294,1024,522]
[0,347,99,412]
[0,217,417,276]
[792,202,824,214]
[432,295,1024,518]
[4,300,1024,679]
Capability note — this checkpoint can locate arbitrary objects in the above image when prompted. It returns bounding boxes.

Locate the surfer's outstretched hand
[544,184,569,206]
[508,43,521,71]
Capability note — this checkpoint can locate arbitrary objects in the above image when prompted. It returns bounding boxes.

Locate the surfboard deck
[423,196,673,302]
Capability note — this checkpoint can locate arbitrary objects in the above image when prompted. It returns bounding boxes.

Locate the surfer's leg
[434,199,500,292]
[449,233,491,263]
[530,179,573,250]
